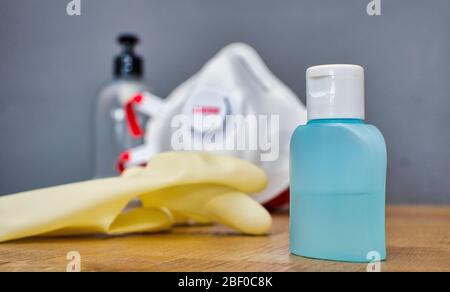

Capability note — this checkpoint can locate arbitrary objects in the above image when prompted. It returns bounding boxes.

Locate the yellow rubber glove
[0,152,271,243]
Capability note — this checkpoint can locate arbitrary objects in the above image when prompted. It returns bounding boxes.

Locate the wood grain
[0,206,449,272]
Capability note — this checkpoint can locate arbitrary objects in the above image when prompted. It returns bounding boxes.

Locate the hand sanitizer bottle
[94,34,149,178]
[290,64,387,262]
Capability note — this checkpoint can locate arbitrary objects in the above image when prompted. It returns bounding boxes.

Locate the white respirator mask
[120,43,307,207]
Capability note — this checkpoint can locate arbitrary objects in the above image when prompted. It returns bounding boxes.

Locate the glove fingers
[140,185,271,234]
[204,192,272,235]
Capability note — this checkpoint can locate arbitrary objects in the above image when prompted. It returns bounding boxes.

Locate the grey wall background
[0,0,449,203]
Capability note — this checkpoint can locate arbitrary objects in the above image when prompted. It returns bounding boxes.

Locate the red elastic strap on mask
[125,94,145,138]
[264,189,290,210]
[117,151,130,173]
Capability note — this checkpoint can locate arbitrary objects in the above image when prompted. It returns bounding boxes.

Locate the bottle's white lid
[306,64,365,121]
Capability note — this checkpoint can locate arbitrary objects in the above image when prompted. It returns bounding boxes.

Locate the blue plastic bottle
[290,65,387,262]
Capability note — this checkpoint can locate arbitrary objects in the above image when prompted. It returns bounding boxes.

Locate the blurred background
[0,0,449,203]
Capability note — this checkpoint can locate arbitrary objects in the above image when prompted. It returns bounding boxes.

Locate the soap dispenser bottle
[290,65,387,262]
[94,34,149,178]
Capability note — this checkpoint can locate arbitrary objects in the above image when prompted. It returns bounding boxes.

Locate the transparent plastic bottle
[290,65,387,262]
[94,34,149,178]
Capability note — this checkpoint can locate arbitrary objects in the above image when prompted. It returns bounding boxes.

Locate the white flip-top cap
[306,64,365,121]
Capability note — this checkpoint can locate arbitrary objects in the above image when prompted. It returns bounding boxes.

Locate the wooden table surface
[0,206,449,272]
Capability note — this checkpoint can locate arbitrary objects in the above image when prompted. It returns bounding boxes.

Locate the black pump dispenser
[114,34,143,78]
